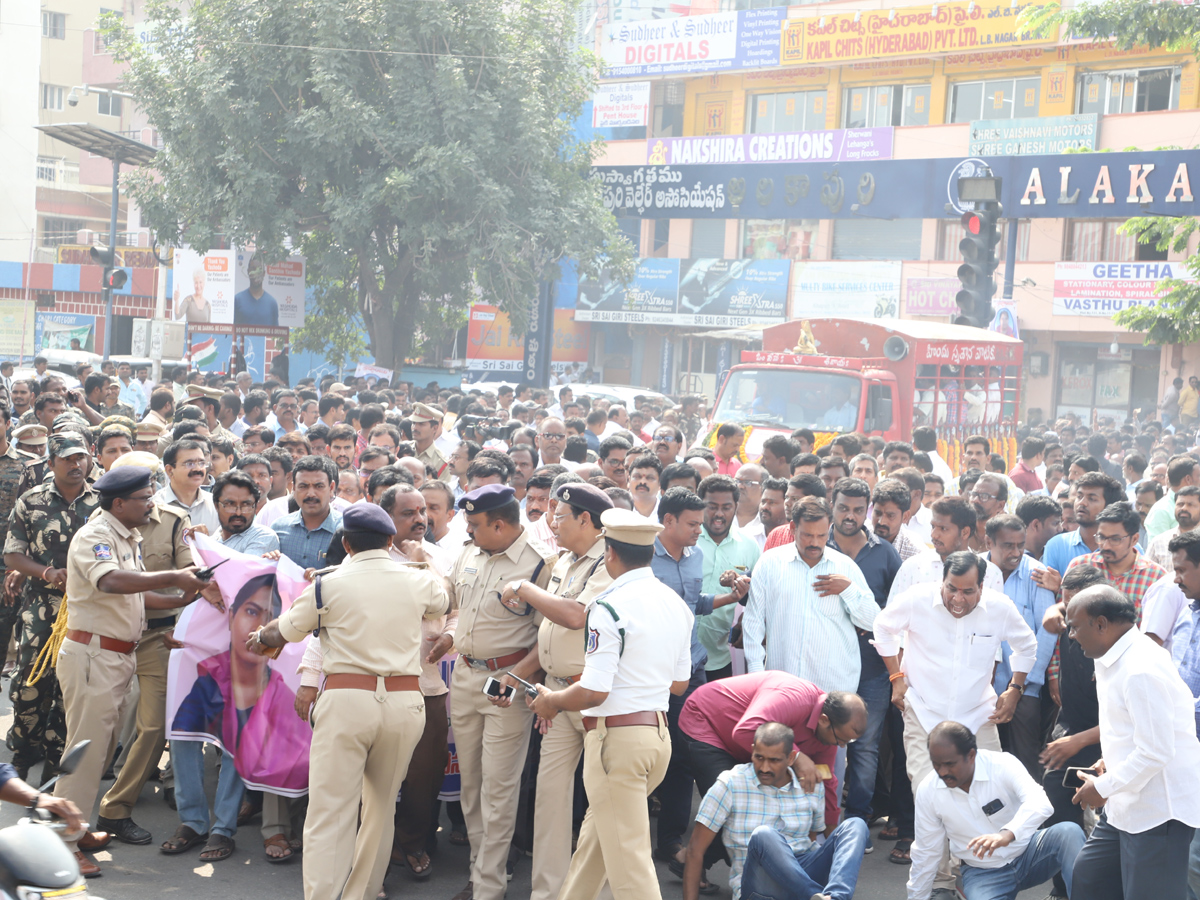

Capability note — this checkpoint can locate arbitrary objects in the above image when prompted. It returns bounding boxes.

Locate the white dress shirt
[153,483,220,535]
[1092,627,1200,833]
[737,514,766,550]
[890,549,1004,600]
[907,504,934,545]
[743,543,879,693]
[928,451,955,485]
[579,567,693,717]
[908,749,1053,900]
[873,584,1038,733]
[1141,574,1189,650]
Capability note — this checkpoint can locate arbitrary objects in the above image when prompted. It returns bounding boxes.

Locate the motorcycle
[0,741,105,899]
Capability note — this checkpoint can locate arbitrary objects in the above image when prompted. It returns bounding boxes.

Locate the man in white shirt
[743,496,878,693]
[1066,583,1200,899]
[734,464,766,547]
[153,438,219,534]
[875,551,1038,897]
[909,721,1085,900]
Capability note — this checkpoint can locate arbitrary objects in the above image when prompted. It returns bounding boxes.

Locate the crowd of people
[0,358,1197,900]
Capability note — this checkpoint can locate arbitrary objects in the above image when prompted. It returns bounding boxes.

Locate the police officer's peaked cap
[342,503,397,536]
[555,482,613,519]
[95,466,152,495]
[600,509,663,546]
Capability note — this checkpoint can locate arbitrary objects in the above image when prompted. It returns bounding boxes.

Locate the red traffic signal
[103,267,128,290]
[961,212,983,235]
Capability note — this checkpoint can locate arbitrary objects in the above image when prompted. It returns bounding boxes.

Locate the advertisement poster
[173,247,306,328]
[576,258,681,324]
[465,305,590,374]
[0,301,35,359]
[790,260,902,319]
[904,277,961,316]
[646,128,893,165]
[600,8,787,79]
[35,312,96,353]
[780,0,1053,67]
[593,82,651,128]
[167,534,312,797]
[677,258,791,326]
[1052,261,1192,316]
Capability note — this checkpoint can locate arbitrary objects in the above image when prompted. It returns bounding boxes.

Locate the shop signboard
[904,277,961,316]
[600,8,787,79]
[789,261,901,319]
[1052,261,1194,316]
[593,82,651,128]
[967,114,1098,156]
[646,127,893,165]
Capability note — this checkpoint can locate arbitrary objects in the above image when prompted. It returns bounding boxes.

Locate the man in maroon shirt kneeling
[670,671,867,885]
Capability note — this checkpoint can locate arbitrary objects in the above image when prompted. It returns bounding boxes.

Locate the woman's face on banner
[231,586,273,669]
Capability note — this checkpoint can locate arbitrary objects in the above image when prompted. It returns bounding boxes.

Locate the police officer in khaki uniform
[97,452,193,844]
[527,509,694,900]
[183,384,238,446]
[134,421,164,456]
[499,482,614,900]
[248,503,450,900]
[12,422,48,458]
[448,483,556,900]
[410,402,452,483]
[53,466,210,877]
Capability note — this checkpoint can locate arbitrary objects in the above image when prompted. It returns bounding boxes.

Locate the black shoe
[97,816,152,845]
[163,787,176,810]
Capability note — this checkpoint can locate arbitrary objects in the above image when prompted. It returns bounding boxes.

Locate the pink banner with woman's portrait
[167,533,313,797]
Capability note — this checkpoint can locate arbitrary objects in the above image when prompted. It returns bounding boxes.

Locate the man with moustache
[757,476,788,548]
[598,436,630,490]
[327,425,357,472]
[827,477,901,836]
[1065,502,1165,620]
[627,454,663,520]
[871,478,924,562]
[890,497,1005,598]
[154,439,219,534]
[875,552,1038,899]
[966,473,1007,553]
[696,475,759,684]
[763,473,828,550]
[535,418,568,467]
[1042,472,1124,583]
[651,425,684,470]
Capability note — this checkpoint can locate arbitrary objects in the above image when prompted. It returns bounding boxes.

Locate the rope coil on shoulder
[27,593,69,686]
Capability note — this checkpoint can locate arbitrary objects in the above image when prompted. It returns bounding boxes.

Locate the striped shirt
[742,543,878,692]
[695,762,824,897]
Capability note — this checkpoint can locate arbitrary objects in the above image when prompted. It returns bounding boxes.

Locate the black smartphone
[1062,766,1098,789]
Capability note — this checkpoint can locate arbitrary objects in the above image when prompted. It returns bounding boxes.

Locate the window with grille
[747,90,828,133]
[842,84,931,127]
[41,85,64,111]
[949,77,1040,122]
[42,12,66,38]
[42,218,84,246]
[1076,67,1180,115]
[1065,220,1136,262]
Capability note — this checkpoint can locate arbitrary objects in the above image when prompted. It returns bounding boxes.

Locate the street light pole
[103,158,120,361]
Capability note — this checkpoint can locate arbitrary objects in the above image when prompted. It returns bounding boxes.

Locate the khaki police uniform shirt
[538,537,613,680]
[417,444,452,483]
[279,548,449,678]
[64,509,146,643]
[449,528,556,661]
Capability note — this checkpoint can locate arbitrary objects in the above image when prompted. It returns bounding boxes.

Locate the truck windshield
[713,368,862,433]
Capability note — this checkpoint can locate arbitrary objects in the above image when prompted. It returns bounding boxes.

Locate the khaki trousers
[393,692,449,854]
[53,636,137,849]
[302,684,425,900]
[903,702,1001,892]
[100,629,170,819]
[558,715,671,900]
[530,707,586,900]
[450,663,535,900]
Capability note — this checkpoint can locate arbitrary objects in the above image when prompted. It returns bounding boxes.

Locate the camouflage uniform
[680,413,705,447]
[4,480,100,771]
[0,445,28,670]
[99,403,136,421]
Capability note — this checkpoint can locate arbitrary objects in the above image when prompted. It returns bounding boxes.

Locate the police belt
[582,710,662,732]
[551,674,582,687]
[461,648,528,671]
[66,629,137,655]
[324,674,420,692]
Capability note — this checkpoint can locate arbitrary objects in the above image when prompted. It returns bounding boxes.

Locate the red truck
[706,317,1023,460]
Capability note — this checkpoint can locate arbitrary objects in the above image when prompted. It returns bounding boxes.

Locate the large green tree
[1026,1,1200,343]
[110,0,631,369]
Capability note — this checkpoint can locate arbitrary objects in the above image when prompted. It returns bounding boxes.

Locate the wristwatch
[1006,680,1025,696]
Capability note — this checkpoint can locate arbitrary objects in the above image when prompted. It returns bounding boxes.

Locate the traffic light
[954,206,1001,328]
[90,245,128,291]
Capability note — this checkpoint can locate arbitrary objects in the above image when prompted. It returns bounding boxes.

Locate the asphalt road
[0,686,1054,900]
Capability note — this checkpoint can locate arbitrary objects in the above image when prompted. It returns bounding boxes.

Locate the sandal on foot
[160,825,208,855]
[889,839,913,865]
[199,834,235,862]
[879,822,901,840]
[448,829,469,846]
[264,833,294,863]
[406,851,433,881]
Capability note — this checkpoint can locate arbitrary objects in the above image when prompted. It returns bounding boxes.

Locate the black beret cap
[342,503,397,536]
[94,466,152,496]
[554,482,613,518]
[458,483,516,513]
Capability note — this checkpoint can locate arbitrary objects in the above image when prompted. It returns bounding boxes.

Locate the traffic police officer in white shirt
[527,508,693,900]
[909,721,1085,900]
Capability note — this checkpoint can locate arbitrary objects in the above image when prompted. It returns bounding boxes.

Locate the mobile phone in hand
[482,676,514,700]
[1062,766,1098,789]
